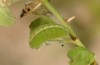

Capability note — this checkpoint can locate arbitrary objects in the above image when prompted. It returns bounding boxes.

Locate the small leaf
[0,6,15,26]
[67,47,95,65]
[29,16,69,48]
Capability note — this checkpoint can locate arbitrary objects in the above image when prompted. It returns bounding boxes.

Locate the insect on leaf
[0,6,15,26]
[30,24,69,48]
[29,16,69,48]
[29,16,56,34]
[67,47,95,65]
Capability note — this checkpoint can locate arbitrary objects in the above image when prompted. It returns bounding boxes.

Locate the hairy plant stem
[41,0,85,47]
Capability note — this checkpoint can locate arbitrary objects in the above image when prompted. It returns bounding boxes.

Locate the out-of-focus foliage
[0,0,19,7]
[0,0,22,26]
[0,6,15,26]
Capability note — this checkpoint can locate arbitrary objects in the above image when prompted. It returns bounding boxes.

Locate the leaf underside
[29,16,69,48]
[67,47,95,65]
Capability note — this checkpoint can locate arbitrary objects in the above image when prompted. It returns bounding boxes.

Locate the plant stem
[41,0,85,47]
[41,0,67,27]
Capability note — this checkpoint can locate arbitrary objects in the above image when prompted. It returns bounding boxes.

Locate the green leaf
[67,47,95,65]
[29,16,69,48]
[0,6,15,26]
